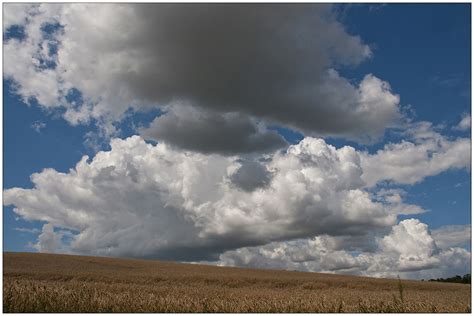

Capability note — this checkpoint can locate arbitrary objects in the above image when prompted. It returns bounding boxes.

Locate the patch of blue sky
[4,79,101,253]
[268,126,382,153]
[321,136,379,153]
[41,22,63,61]
[3,210,45,252]
[47,41,59,56]
[268,126,304,145]
[35,56,57,70]
[65,87,84,107]
[392,169,471,229]
[3,80,95,189]
[58,227,80,245]
[40,21,63,39]
[338,3,470,129]
[30,22,64,70]
[4,24,26,41]
[116,107,164,140]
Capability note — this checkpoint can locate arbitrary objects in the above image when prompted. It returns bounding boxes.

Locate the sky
[3,3,471,280]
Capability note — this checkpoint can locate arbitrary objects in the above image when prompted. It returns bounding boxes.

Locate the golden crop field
[3,252,471,313]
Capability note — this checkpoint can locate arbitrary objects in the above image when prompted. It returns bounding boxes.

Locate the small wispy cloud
[31,121,46,133]
[431,74,463,88]
[14,227,41,234]
[454,180,469,188]
[454,113,471,131]
[368,3,387,12]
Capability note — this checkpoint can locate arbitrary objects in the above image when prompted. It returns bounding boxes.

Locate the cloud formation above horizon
[3,3,471,279]
[4,122,470,277]
[214,219,470,279]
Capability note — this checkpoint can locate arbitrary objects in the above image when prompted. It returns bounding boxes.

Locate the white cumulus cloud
[454,113,471,131]
[4,136,398,260]
[361,122,470,186]
[4,133,470,274]
[214,219,470,279]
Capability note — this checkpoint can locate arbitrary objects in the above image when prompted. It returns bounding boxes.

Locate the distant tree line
[422,274,471,284]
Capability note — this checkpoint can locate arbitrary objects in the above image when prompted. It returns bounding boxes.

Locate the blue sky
[3,3,471,278]
[342,3,471,229]
[342,3,471,230]
[340,4,470,123]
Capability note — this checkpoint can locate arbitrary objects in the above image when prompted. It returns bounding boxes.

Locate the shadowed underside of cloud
[4,3,401,153]
[431,224,471,249]
[140,104,288,155]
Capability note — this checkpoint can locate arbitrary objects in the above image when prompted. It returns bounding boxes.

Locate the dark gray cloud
[125,4,357,103]
[230,160,272,192]
[140,104,287,155]
[127,4,397,141]
[5,4,401,153]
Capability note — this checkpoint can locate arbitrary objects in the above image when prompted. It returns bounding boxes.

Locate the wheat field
[3,252,471,313]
